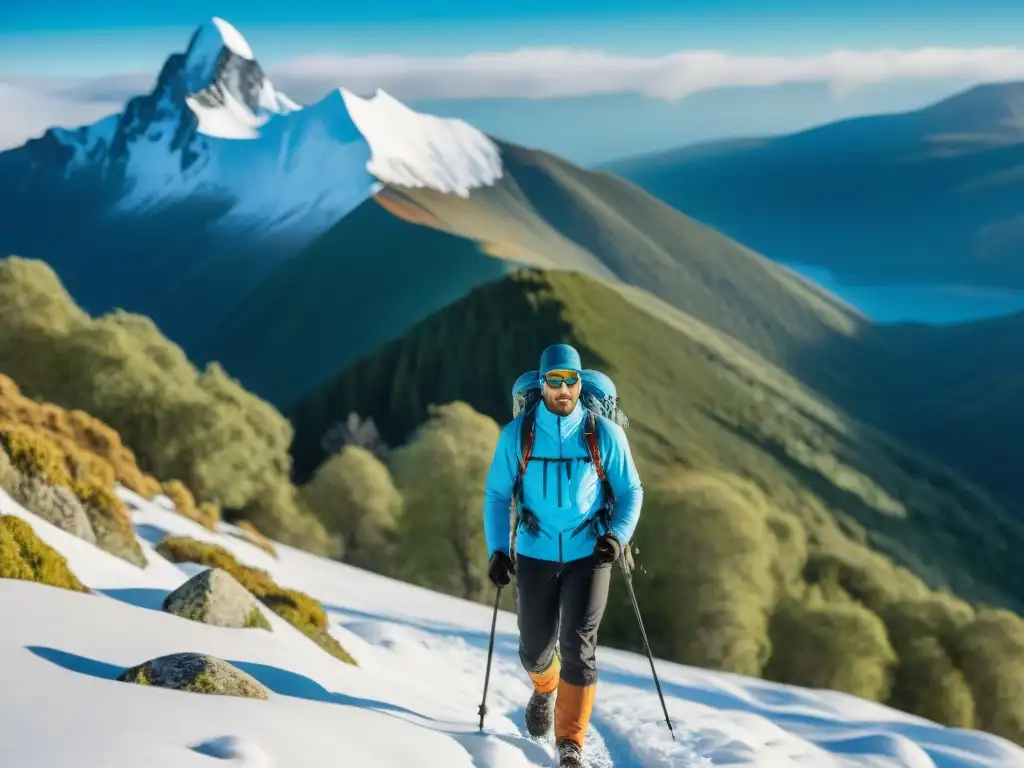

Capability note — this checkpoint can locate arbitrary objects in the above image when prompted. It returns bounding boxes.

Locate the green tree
[765,511,808,592]
[0,258,296,513]
[890,636,976,727]
[881,594,976,728]
[301,446,402,571]
[765,590,897,702]
[236,473,342,559]
[954,607,1024,745]
[627,471,777,676]
[389,402,499,602]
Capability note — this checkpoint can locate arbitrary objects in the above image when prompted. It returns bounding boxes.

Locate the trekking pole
[619,558,676,741]
[478,586,503,732]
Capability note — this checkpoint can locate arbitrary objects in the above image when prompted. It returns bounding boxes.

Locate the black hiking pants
[515,552,612,687]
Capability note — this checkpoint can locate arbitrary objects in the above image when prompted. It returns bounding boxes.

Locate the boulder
[13,475,97,545]
[116,652,270,699]
[162,567,272,631]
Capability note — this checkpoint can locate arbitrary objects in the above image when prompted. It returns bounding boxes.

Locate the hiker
[482,343,643,768]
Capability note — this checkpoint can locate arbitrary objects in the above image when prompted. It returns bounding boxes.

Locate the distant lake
[784,263,1024,325]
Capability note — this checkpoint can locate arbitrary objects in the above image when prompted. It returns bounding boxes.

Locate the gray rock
[162,567,272,631]
[14,475,97,545]
[116,652,270,699]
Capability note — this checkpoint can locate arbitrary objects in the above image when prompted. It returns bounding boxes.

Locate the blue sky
[5,0,1024,75]
[3,0,1024,318]
[4,0,1024,167]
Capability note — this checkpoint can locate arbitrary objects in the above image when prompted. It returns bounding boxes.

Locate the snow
[183,17,254,93]
[197,89,377,235]
[2,487,1023,768]
[11,15,502,245]
[340,87,505,197]
[182,17,297,143]
[211,17,254,60]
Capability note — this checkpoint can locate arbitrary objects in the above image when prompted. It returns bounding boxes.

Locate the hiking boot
[556,739,585,768]
[525,654,560,738]
[525,687,557,738]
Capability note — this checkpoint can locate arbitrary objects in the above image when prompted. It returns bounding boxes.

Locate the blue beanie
[538,343,582,376]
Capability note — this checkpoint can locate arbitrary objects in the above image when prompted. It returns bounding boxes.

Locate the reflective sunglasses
[544,373,580,388]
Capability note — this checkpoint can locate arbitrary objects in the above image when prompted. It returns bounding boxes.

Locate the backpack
[508,369,634,568]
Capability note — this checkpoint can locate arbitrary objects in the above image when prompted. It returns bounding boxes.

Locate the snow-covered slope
[339,87,503,196]
[3,487,1023,768]
[12,15,502,231]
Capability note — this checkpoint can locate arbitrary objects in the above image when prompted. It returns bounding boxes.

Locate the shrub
[234,474,341,559]
[0,443,18,495]
[160,479,218,530]
[0,374,156,498]
[765,591,897,702]
[0,514,88,592]
[196,502,221,530]
[765,511,808,593]
[301,445,401,571]
[0,260,295,515]
[953,608,1024,745]
[389,402,499,602]
[803,544,930,615]
[625,471,777,676]
[154,536,355,666]
[230,520,277,557]
[890,635,976,728]
[0,423,72,488]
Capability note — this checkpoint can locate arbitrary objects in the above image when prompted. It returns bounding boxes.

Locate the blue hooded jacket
[482,397,644,563]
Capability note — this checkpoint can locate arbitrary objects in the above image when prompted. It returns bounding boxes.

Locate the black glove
[488,550,515,586]
[594,532,622,564]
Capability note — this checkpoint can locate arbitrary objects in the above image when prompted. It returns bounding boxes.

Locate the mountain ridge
[603,80,1024,291]
[286,265,1024,617]
[3,17,1022,520]
[0,16,505,361]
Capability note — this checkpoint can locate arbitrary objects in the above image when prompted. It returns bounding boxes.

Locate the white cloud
[4,45,1024,150]
[271,45,1024,101]
[0,82,123,151]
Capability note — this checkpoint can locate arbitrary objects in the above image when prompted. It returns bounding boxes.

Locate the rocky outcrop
[12,476,97,545]
[162,567,272,630]
[117,652,269,699]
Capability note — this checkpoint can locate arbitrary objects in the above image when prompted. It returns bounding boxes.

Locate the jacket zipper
[557,416,563,507]
[559,532,563,563]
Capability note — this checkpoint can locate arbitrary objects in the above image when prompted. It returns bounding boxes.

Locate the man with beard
[482,343,644,767]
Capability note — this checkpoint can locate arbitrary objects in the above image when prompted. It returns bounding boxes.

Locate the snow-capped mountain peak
[188,16,255,66]
[6,15,503,249]
[183,17,299,140]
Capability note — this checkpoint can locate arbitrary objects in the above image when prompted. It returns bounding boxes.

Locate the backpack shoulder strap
[585,412,630,554]
[513,405,537,502]
[584,411,614,501]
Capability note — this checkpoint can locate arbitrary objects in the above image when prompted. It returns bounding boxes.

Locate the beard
[545,393,576,415]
